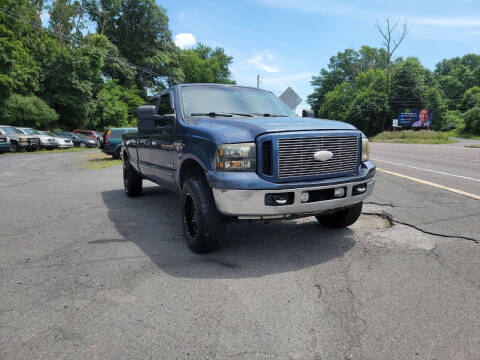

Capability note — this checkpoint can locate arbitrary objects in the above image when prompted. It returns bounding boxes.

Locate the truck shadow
[101,185,356,279]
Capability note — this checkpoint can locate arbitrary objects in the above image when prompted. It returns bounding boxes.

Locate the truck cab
[122,84,375,253]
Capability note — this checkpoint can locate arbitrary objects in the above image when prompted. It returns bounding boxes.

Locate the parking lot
[1,150,479,359]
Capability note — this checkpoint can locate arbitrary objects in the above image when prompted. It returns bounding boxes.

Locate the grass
[79,152,122,170]
[371,130,456,144]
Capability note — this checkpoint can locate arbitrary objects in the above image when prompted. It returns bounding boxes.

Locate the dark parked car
[56,132,97,147]
[72,130,103,147]
[0,125,40,152]
[122,84,375,253]
[103,127,137,158]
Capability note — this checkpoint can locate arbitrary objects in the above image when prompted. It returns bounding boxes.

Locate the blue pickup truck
[122,84,375,253]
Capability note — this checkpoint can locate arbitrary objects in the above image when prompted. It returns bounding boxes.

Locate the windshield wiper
[190,112,254,117]
[252,113,288,117]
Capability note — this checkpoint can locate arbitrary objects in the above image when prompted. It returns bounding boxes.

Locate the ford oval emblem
[313,150,333,161]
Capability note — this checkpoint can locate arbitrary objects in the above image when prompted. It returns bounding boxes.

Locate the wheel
[9,142,18,152]
[123,158,142,197]
[181,176,225,253]
[315,202,363,228]
[80,142,86,148]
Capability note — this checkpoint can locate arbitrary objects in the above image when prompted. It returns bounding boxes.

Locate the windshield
[42,131,56,137]
[22,128,41,135]
[1,126,23,134]
[180,86,295,119]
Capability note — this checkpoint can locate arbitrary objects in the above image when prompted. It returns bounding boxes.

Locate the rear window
[109,130,124,138]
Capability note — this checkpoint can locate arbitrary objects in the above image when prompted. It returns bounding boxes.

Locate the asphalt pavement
[1,150,479,359]
[371,141,480,197]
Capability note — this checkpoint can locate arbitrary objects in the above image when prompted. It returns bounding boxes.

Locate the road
[1,150,479,359]
[371,141,480,197]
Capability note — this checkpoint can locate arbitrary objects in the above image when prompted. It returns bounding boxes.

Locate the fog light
[301,192,309,203]
[334,187,346,198]
[354,185,366,193]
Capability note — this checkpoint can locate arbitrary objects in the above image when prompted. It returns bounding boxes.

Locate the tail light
[105,129,111,144]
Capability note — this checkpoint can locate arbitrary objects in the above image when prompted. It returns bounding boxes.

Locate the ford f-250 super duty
[122,84,375,253]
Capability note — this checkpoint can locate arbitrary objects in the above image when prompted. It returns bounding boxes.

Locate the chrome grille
[278,136,358,178]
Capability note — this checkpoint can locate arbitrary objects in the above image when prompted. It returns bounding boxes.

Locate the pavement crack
[365,201,396,207]
[363,211,479,243]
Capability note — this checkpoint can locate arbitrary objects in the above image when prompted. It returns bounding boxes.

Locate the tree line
[307,21,480,136]
[2,3,479,136]
[0,0,235,131]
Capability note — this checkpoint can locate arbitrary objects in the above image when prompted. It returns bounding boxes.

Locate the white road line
[372,158,480,182]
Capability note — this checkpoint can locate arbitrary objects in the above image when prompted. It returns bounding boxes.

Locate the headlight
[19,137,28,143]
[362,137,370,161]
[216,143,256,171]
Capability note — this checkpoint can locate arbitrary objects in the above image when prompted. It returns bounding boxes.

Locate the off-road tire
[181,176,225,253]
[123,158,142,197]
[315,202,363,228]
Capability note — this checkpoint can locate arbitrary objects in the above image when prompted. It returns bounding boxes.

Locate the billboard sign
[397,109,433,128]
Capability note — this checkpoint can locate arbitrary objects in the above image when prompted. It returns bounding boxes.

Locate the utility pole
[257,74,260,88]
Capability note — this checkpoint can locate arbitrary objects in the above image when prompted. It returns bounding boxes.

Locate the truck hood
[188,116,358,143]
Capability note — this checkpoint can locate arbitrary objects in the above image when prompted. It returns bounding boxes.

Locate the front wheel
[9,142,18,152]
[123,159,142,197]
[315,202,363,228]
[80,142,86,148]
[181,176,225,253]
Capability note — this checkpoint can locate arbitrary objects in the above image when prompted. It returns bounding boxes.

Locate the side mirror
[137,105,161,132]
[302,109,315,118]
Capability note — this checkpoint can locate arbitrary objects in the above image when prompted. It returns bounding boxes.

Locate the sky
[163,0,480,113]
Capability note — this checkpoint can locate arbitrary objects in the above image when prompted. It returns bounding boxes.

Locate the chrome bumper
[212,177,375,219]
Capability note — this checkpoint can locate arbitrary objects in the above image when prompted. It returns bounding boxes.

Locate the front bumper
[212,177,375,219]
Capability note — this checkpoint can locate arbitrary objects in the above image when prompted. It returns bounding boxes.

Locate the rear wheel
[123,158,142,197]
[181,176,225,253]
[315,202,363,228]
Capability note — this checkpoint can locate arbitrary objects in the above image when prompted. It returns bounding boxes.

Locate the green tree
[461,86,480,111]
[94,79,128,128]
[319,82,355,121]
[180,44,235,84]
[2,94,58,128]
[42,44,104,129]
[86,0,183,92]
[48,0,85,46]
[464,106,480,134]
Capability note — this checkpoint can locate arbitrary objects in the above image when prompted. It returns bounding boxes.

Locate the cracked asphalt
[1,151,479,359]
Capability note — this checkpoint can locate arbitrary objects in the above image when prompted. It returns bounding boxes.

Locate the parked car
[72,130,103,147]
[122,84,375,253]
[75,133,98,147]
[55,132,89,147]
[0,134,10,153]
[103,127,137,158]
[39,131,74,149]
[0,125,40,152]
[16,127,57,150]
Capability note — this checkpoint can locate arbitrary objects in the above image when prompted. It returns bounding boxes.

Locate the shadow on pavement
[101,185,356,279]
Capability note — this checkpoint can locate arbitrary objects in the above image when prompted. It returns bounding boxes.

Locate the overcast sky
[164,0,480,112]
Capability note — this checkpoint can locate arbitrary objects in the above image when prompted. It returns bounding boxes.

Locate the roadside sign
[279,87,302,110]
[392,119,398,127]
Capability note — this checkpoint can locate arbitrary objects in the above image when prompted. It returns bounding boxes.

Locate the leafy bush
[464,106,480,134]
[442,110,465,131]
[1,94,58,128]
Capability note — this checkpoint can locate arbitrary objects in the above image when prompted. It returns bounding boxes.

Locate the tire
[315,202,363,228]
[123,158,142,197]
[181,176,225,253]
[9,142,18,152]
[80,142,86,148]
